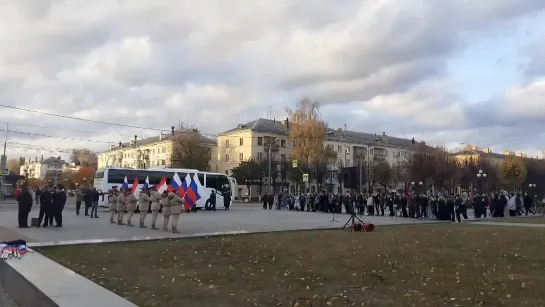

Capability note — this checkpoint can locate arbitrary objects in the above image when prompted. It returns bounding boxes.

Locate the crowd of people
[16,184,67,228]
[261,189,543,223]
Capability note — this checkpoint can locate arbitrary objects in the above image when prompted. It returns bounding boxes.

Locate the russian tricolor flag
[122,176,130,190]
[143,176,150,190]
[186,173,201,207]
[170,172,182,193]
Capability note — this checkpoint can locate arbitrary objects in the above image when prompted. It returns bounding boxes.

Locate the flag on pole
[186,174,201,207]
[131,177,139,199]
[121,176,129,190]
[157,176,168,194]
[170,172,182,193]
[143,176,150,190]
[180,173,193,212]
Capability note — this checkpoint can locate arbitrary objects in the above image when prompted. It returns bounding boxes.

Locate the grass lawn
[488,216,545,224]
[38,225,545,307]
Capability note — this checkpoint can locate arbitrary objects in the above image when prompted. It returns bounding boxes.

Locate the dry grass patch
[39,224,545,307]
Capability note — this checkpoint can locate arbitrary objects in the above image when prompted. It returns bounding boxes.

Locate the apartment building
[451,145,542,168]
[97,127,218,171]
[217,118,418,196]
[20,156,65,182]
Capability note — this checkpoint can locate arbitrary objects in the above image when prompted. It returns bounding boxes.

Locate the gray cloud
[1,0,545,160]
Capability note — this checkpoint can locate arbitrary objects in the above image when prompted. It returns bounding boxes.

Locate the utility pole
[0,123,8,201]
[267,138,279,194]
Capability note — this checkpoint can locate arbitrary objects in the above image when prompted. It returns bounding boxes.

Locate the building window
[162,148,166,153]
[161,160,166,165]
[225,170,228,175]
[257,152,263,160]
[281,139,286,148]
[338,145,342,152]
[225,154,229,162]
[346,159,350,167]
[258,137,263,145]
[225,140,230,147]
[239,153,244,161]
[239,138,243,146]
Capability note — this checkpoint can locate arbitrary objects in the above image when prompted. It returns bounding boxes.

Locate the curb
[0,252,137,307]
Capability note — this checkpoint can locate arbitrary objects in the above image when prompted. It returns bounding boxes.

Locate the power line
[0,105,221,138]
[0,104,166,131]
[3,121,134,137]
[7,142,75,153]
[0,129,114,144]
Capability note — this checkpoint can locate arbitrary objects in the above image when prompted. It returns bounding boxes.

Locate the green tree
[499,156,527,189]
[230,159,261,197]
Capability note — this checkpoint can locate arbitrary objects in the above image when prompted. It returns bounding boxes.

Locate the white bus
[93,167,237,209]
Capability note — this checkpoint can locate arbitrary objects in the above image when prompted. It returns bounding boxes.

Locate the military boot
[117,220,126,226]
[172,226,179,233]
[151,223,158,230]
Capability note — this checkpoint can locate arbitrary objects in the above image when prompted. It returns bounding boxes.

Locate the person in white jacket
[507,192,517,217]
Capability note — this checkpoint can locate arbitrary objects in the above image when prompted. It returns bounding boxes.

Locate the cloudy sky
[1,0,545,162]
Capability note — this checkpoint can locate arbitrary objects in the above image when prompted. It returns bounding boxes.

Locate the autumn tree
[6,159,20,175]
[71,149,98,169]
[374,161,393,192]
[499,155,527,190]
[286,97,329,165]
[73,166,96,187]
[230,159,261,198]
[171,133,212,171]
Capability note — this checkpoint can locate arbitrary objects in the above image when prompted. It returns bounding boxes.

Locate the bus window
[217,175,229,193]
[107,169,127,183]
[205,174,217,190]
[197,173,204,186]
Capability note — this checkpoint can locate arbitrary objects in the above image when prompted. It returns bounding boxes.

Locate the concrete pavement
[1,205,445,246]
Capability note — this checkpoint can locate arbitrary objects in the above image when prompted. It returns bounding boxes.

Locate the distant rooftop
[452,146,542,160]
[106,129,217,152]
[220,118,421,149]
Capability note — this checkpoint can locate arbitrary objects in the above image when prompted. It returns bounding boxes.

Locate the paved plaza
[0,199,449,246]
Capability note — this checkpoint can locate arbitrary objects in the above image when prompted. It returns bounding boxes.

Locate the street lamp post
[267,138,280,194]
[476,169,487,194]
[529,183,537,199]
[411,181,423,194]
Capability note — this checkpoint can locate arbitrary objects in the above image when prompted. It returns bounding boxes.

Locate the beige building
[451,145,541,168]
[217,118,419,197]
[20,156,65,182]
[97,128,218,171]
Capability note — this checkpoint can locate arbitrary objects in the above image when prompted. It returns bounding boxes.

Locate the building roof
[219,118,289,136]
[220,118,419,149]
[105,130,217,153]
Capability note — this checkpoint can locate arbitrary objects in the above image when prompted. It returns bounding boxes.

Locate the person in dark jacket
[34,188,41,205]
[83,189,92,216]
[523,193,535,215]
[400,194,408,217]
[38,185,54,227]
[262,193,268,210]
[52,184,67,227]
[268,193,274,210]
[205,190,217,211]
[223,191,231,210]
[17,185,33,228]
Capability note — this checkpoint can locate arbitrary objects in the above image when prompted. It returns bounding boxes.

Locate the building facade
[451,145,542,168]
[217,118,418,198]
[20,156,65,182]
[97,128,218,172]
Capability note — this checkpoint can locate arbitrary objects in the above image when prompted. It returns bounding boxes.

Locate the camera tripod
[342,204,364,231]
